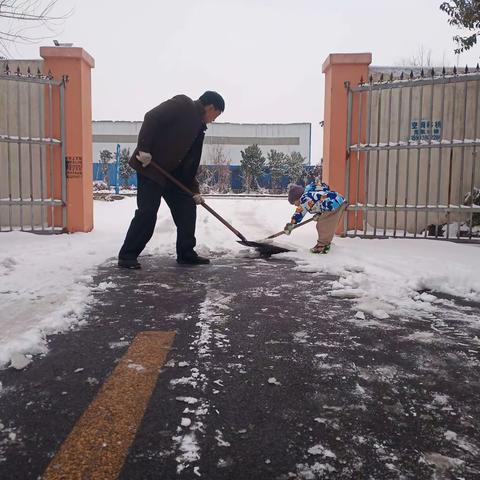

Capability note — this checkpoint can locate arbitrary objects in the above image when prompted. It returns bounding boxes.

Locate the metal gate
[344,67,480,242]
[0,63,67,233]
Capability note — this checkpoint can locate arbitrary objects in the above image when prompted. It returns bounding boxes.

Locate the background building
[92,120,311,167]
[92,121,313,191]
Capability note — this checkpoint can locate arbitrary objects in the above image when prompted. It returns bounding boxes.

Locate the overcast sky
[6,0,480,162]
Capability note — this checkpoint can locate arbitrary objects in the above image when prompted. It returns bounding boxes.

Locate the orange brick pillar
[322,53,371,232]
[41,46,95,233]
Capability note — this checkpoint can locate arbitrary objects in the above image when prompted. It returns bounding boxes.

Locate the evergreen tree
[267,149,288,193]
[285,151,306,184]
[99,149,113,186]
[240,144,266,192]
[440,0,480,52]
[119,148,134,187]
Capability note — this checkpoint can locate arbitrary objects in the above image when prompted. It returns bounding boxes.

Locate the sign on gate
[410,120,443,142]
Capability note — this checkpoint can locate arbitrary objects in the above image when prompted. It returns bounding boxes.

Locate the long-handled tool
[147,162,291,256]
[264,217,316,240]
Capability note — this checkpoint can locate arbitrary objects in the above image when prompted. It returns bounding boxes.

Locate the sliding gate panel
[345,70,480,242]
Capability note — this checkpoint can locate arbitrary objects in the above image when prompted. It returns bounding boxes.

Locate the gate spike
[27,66,31,76]
[380,73,384,82]
[369,74,373,84]
[477,63,480,72]
[4,63,9,74]
[442,66,446,76]
[16,66,21,76]
[37,67,42,78]
[420,68,424,78]
[430,68,435,77]
[465,65,469,74]
[410,70,414,79]
[453,65,457,75]
[389,72,394,82]
[400,71,404,80]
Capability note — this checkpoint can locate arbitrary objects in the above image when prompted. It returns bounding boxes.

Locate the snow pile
[0,200,132,366]
[286,237,480,320]
[1,196,479,367]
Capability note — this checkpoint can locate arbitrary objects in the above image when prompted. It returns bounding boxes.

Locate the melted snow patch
[423,452,464,475]
[307,444,337,458]
[295,462,336,479]
[127,363,145,372]
[173,432,200,473]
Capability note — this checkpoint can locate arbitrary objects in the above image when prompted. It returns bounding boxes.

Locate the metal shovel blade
[237,240,292,256]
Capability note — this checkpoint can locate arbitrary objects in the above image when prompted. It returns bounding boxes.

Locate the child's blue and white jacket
[290,182,346,225]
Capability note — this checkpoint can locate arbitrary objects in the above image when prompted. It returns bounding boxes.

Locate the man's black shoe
[176,255,210,265]
[118,258,141,269]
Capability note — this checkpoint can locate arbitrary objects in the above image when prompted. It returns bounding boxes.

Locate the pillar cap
[40,47,95,68]
[322,53,372,73]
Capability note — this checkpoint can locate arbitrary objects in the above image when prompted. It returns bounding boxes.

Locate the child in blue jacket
[284,182,347,254]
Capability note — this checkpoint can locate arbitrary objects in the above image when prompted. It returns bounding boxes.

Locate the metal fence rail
[344,67,480,242]
[0,64,67,233]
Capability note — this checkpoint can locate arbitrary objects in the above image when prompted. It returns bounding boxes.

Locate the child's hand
[284,223,294,235]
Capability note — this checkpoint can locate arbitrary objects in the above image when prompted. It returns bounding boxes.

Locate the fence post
[40,46,95,233]
[115,144,120,195]
[322,53,371,232]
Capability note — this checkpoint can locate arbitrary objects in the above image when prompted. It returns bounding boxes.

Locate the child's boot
[310,242,331,254]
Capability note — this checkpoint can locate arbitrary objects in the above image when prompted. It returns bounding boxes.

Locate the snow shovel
[147,162,291,256]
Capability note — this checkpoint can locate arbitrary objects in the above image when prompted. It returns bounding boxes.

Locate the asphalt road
[0,255,479,479]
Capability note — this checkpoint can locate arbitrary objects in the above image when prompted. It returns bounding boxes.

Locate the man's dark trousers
[119,173,196,261]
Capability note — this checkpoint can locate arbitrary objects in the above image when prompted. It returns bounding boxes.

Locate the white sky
[6,0,480,162]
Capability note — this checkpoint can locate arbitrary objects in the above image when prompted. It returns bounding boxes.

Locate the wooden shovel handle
[265,216,316,239]
[146,161,248,242]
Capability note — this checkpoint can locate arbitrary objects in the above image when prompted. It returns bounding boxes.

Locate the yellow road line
[43,330,176,480]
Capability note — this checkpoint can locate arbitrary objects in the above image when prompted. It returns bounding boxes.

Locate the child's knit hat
[287,184,304,204]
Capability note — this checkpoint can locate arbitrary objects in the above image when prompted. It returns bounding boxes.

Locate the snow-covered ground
[1,197,479,368]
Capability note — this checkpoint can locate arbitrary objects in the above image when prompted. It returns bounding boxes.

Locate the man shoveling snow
[283,182,346,254]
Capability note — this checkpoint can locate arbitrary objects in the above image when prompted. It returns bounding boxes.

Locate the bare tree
[0,1,71,57]
[208,144,231,193]
[396,45,434,67]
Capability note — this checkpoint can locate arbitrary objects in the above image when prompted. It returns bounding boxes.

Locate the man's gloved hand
[283,223,295,235]
[136,151,152,168]
[192,194,204,205]
[313,213,321,221]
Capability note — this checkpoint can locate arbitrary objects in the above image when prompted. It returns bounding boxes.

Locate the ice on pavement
[1,196,479,367]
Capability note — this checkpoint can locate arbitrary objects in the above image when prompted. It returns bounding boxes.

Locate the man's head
[199,91,225,124]
[288,184,304,205]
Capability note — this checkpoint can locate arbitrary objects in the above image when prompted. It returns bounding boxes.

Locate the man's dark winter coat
[129,95,206,193]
